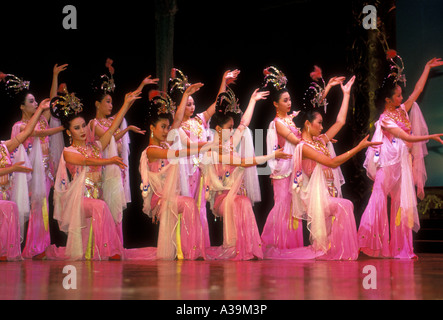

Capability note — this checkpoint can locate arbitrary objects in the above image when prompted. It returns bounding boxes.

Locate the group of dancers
[0,53,442,262]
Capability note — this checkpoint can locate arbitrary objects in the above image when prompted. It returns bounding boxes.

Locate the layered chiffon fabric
[0,200,22,261]
[47,140,124,261]
[269,141,359,260]
[138,144,206,261]
[12,121,53,258]
[203,144,263,261]
[359,103,425,259]
[262,119,304,256]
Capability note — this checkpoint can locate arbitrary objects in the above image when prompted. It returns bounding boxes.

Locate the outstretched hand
[12,161,33,173]
[273,148,292,160]
[426,58,443,69]
[358,134,382,150]
[430,133,443,145]
[251,88,269,102]
[340,75,356,95]
[128,125,146,135]
[53,64,68,75]
[184,82,204,96]
[111,156,127,170]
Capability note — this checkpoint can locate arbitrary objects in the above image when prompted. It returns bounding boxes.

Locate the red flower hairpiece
[310,65,323,82]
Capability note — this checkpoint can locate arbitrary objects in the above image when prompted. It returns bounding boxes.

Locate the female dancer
[286,75,381,260]
[46,88,140,260]
[0,96,50,261]
[168,68,240,248]
[138,83,209,260]
[261,66,345,256]
[88,60,157,204]
[203,86,291,260]
[5,71,64,259]
[358,56,443,259]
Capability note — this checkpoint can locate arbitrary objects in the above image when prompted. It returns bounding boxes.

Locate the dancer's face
[20,93,38,115]
[385,85,403,108]
[184,96,195,118]
[67,116,88,144]
[306,112,323,137]
[151,118,170,142]
[274,91,292,114]
[96,94,113,117]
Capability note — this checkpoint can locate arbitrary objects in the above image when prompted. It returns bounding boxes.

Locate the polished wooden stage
[1,253,443,301]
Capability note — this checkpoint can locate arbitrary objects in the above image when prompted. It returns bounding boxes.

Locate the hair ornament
[50,84,83,119]
[304,65,328,113]
[148,90,176,116]
[386,50,406,86]
[92,58,116,94]
[1,73,30,95]
[168,68,191,96]
[263,66,287,91]
[216,86,242,115]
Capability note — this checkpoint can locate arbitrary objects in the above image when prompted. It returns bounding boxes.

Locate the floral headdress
[168,68,191,96]
[50,84,83,119]
[303,65,328,113]
[216,86,242,115]
[92,58,116,94]
[0,73,30,96]
[386,49,406,86]
[263,66,287,91]
[148,90,176,116]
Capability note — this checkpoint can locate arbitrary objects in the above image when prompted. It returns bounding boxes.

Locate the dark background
[2,0,438,249]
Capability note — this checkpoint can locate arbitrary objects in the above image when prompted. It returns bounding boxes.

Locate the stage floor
[1,253,443,300]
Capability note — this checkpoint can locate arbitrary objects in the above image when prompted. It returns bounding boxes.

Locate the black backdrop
[1,0,358,248]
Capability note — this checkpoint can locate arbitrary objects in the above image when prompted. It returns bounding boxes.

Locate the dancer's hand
[430,133,443,145]
[340,75,356,95]
[110,156,127,170]
[128,125,146,135]
[327,76,345,87]
[123,91,142,107]
[273,148,292,160]
[39,98,51,111]
[251,88,269,102]
[426,58,443,69]
[11,161,33,173]
[225,69,240,85]
[53,64,68,76]
[184,82,204,96]
[357,134,382,150]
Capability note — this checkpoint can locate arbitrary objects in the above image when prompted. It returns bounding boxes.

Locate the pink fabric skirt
[358,166,416,259]
[189,168,210,248]
[264,197,358,261]
[0,200,22,261]
[22,177,52,258]
[261,176,304,257]
[206,192,263,261]
[126,194,206,261]
[46,197,123,260]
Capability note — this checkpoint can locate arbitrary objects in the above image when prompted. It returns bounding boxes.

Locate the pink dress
[203,148,263,261]
[359,103,425,259]
[262,115,304,257]
[0,143,22,261]
[11,117,53,258]
[89,117,131,245]
[46,142,124,260]
[181,113,211,247]
[137,145,206,260]
[269,139,358,260]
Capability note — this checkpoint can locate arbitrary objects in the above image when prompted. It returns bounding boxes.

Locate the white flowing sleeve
[102,136,126,223]
[10,144,31,240]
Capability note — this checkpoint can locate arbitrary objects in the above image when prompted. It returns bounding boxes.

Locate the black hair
[375,76,403,114]
[146,99,174,137]
[210,91,241,130]
[294,108,323,130]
